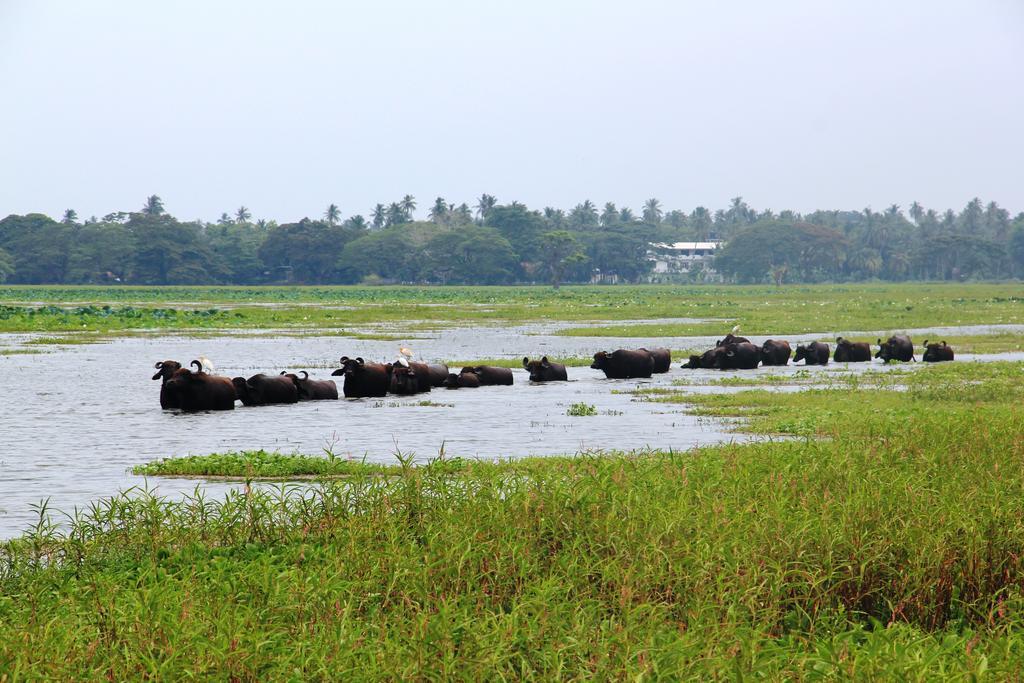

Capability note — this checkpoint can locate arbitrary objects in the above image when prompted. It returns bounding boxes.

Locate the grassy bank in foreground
[2,363,1024,677]
[0,282,1021,336]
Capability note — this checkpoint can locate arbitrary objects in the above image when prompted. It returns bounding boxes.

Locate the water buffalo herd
[153,334,953,411]
[684,333,953,370]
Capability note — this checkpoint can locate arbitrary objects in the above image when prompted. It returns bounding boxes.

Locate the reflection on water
[0,322,1021,538]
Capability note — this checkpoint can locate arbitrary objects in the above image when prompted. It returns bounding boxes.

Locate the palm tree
[235,206,251,223]
[909,201,924,225]
[61,209,78,225]
[569,200,598,229]
[324,204,341,226]
[218,212,233,225]
[429,197,450,224]
[619,207,635,223]
[372,204,386,229]
[642,198,663,224]
[255,219,268,230]
[386,203,406,227]
[475,194,497,222]
[142,195,164,216]
[400,194,416,220]
[346,215,368,231]
[600,202,619,227]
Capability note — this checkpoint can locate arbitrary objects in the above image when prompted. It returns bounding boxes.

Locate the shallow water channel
[1,321,1020,538]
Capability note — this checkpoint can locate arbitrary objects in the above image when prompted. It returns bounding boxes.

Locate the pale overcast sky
[1,1,1021,222]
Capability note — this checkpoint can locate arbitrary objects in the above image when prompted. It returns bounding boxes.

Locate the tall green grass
[2,363,1024,677]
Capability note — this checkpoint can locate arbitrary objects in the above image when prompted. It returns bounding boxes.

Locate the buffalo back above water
[833,337,871,363]
[793,342,830,365]
[232,373,299,406]
[443,371,480,389]
[715,342,761,370]
[523,356,568,382]
[716,333,750,347]
[591,349,654,379]
[281,371,339,400]
[759,340,791,366]
[462,365,514,386]
[164,361,236,411]
[922,340,955,363]
[331,357,393,398]
[424,363,449,387]
[875,335,915,363]
[639,347,671,373]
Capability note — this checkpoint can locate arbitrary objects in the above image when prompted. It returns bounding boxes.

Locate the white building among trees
[646,241,723,282]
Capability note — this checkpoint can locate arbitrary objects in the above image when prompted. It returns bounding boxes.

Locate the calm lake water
[1,321,1021,538]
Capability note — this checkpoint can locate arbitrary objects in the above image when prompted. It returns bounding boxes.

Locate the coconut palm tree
[142,195,164,216]
[909,201,924,225]
[236,206,251,223]
[324,204,341,226]
[429,197,450,224]
[372,204,386,229]
[61,209,78,225]
[475,194,497,222]
[600,202,619,227]
[642,198,663,224]
[400,194,416,220]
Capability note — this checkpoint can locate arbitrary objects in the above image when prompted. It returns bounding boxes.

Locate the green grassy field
[3,361,1024,678]
[1,283,1022,340]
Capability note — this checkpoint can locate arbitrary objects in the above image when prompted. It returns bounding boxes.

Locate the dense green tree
[259,218,364,284]
[716,221,848,284]
[130,214,212,284]
[421,227,519,284]
[538,230,586,289]
[66,221,135,282]
[488,204,546,261]
[61,209,78,225]
[0,214,72,283]
[0,247,13,283]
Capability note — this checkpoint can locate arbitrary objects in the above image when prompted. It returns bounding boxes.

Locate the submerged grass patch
[3,362,1024,677]
[133,450,394,479]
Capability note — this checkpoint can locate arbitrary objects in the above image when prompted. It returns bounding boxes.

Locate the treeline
[0,195,1022,286]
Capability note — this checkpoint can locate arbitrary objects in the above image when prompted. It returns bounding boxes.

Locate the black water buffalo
[759,340,791,366]
[424,363,450,387]
[793,342,830,365]
[523,356,568,382]
[232,373,299,406]
[716,333,750,347]
[922,340,955,363]
[162,360,237,411]
[443,371,480,389]
[876,335,915,363]
[280,371,339,400]
[834,337,872,363]
[462,365,514,386]
[591,349,655,379]
[152,360,187,409]
[331,357,393,398]
[682,349,718,369]
[714,342,761,370]
[389,362,432,395]
[639,347,671,373]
